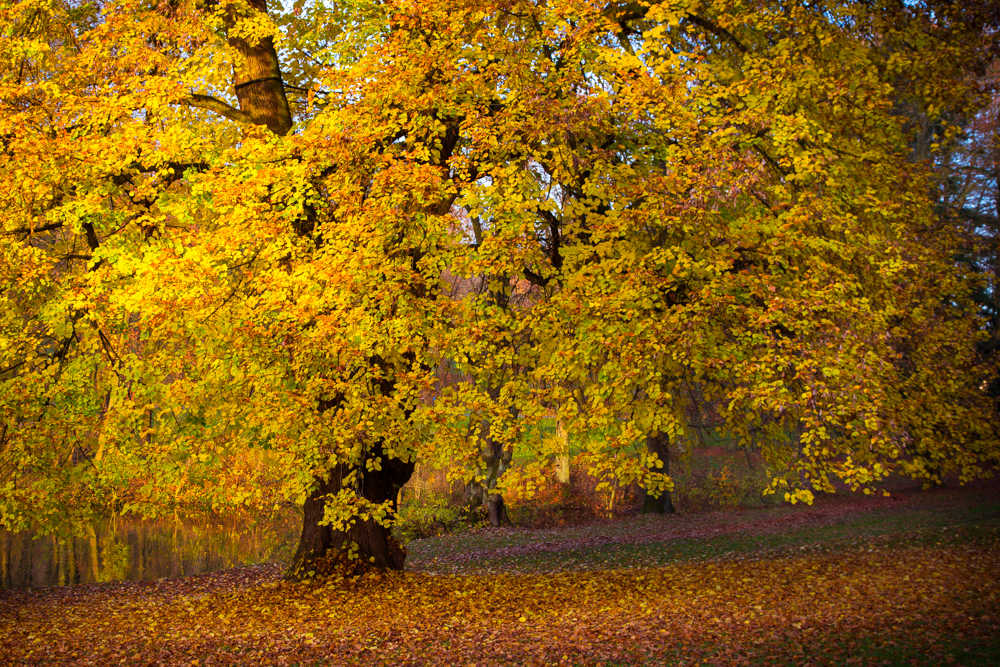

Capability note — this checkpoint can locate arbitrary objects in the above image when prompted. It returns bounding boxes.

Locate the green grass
[407,483,1000,574]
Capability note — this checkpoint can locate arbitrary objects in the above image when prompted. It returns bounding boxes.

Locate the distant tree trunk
[54,536,63,587]
[469,425,513,527]
[1,532,9,590]
[487,492,510,527]
[137,527,146,581]
[641,430,675,514]
[466,386,517,527]
[555,418,571,484]
[288,450,415,577]
[465,481,485,519]
[68,536,78,585]
[86,524,100,583]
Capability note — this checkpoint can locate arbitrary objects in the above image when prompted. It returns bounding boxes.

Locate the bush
[393,446,785,543]
[670,451,781,510]
[393,494,478,543]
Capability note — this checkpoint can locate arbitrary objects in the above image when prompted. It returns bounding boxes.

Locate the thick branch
[523,268,550,287]
[180,94,253,125]
[9,221,63,236]
[601,3,749,55]
[81,221,100,251]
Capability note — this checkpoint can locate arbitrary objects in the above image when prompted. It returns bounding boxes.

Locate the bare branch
[8,221,63,236]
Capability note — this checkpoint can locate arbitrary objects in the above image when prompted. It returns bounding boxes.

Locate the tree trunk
[223,1,425,578]
[288,450,415,578]
[226,0,293,136]
[1,531,10,590]
[54,536,64,587]
[555,418,571,484]
[487,492,510,527]
[466,386,517,527]
[466,426,514,527]
[87,524,100,583]
[641,430,675,514]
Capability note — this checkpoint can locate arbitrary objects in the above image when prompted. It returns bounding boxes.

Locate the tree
[509,0,1000,501]
[2,0,998,579]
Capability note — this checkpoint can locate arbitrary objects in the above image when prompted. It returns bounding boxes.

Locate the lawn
[1,481,998,666]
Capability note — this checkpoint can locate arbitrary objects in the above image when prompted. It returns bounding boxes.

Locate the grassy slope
[1,481,998,666]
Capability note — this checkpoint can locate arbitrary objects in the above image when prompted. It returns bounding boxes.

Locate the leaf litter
[2,482,998,666]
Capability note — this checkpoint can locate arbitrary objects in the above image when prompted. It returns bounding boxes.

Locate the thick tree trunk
[466,487,511,527]
[487,492,510,527]
[641,430,675,515]
[288,451,415,578]
[226,0,293,136]
[224,0,442,578]
[1,531,9,590]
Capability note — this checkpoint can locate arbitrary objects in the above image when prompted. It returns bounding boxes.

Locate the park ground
[1,478,998,666]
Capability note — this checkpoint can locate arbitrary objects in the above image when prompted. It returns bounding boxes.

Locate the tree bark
[221,1,432,576]
[466,385,516,527]
[1,531,10,590]
[465,426,514,527]
[226,0,293,136]
[288,450,415,577]
[555,418,571,484]
[641,430,675,514]
[218,0,373,578]
[487,492,510,527]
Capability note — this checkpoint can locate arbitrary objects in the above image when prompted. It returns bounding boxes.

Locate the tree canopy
[2,0,998,571]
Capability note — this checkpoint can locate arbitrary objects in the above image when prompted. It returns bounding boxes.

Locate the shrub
[393,494,476,543]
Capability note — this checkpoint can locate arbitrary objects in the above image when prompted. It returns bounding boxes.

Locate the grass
[407,480,1000,574]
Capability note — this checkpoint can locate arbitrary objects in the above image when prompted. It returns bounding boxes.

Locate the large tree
[2,0,998,577]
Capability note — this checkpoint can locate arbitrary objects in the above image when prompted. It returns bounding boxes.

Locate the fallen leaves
[2,540,998,666]
[3,484,999,666]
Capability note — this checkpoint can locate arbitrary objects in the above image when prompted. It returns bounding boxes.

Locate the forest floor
[1,479,998,666]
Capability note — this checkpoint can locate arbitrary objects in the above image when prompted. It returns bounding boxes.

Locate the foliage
[1,0,999,566]
[393,493,478,544]
[668,450,780,511]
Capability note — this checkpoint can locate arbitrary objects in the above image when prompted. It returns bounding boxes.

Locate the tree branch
[180,94,252,125]
[9,221,63,236]
[523,268,550,287]
[685,14,749,54]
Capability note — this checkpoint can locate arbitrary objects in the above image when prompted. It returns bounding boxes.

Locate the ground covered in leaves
[2,483,999,666]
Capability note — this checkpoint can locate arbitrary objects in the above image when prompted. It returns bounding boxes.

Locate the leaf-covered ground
[3,483,999,666]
